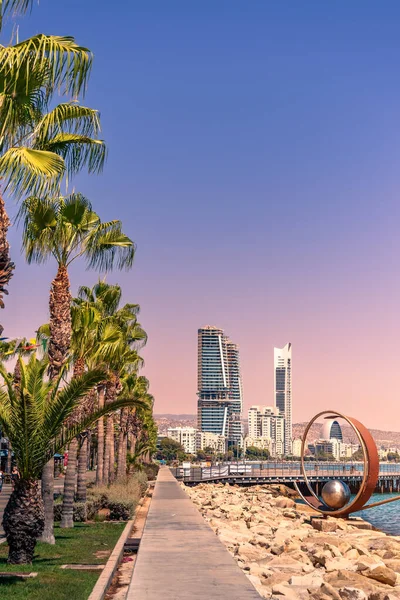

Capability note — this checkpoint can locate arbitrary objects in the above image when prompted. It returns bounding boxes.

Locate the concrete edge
[87,519,134,600]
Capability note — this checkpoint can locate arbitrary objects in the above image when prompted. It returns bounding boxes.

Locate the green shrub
[142,462,159,481]
[108,500,136,520]
[54,472,148,523]
[54,500,91,522]
[87,472,148,521]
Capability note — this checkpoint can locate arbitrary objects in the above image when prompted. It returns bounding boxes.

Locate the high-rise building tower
[226,340,243,443]
[274,343,292,455]
[197,326,243,445]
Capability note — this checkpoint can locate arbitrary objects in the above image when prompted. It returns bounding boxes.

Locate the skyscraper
[226,340,243,443]
[274,343,292,455]
[197,326,243,445]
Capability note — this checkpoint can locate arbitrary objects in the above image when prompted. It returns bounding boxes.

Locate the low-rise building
[292,438,303,457]
[196,431,227,453]
[243,435,286,456]
[167,427,197,454]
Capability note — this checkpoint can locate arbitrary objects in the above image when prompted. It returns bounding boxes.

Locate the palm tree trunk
[3,479,44,564]
[48,264,71,379]
[6,442,11,473]
[117,409,128,479]
[42,264,72,542]
[60,356,86,525]
[60,437,78,528]
[0,194,15,331]
[109,414,115,484]
[96,386,105,485]
[40,461,55,544]
[103,379,116,485]
[76,436,88,503]
[103,416,112,485]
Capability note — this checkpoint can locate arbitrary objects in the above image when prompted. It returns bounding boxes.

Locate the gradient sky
[3,1,400,429]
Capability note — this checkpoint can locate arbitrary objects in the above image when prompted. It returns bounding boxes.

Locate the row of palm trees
[0,2,156,563]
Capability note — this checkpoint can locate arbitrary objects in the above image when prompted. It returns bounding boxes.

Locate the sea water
[356,493,400,535]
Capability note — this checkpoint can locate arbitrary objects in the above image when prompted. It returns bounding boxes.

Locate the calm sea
[356,493,400,535]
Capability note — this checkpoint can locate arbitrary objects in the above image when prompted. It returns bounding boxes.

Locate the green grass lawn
[0,522,125,599]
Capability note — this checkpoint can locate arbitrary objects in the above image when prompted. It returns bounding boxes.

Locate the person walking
[11,466,19,490]
[0,469,4,493]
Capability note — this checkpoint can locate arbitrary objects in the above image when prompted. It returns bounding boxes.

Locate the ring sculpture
[294,410,400,517]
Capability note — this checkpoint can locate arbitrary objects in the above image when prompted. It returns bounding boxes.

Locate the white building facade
[196,431,227,453]
[167,427,197,454]
[246,405,285,457]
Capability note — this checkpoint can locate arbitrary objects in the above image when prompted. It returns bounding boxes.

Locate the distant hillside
[155,415,400,448]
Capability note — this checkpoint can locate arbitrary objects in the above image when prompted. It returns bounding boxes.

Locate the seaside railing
[170,461,400,483]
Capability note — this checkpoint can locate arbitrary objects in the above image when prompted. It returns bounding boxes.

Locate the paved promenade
[127,467,261,599]
[0,485,12,539]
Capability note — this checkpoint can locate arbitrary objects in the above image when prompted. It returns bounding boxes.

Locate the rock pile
[183,482,400,600]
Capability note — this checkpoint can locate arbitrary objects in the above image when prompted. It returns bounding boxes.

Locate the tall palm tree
[21,194,135,540]
[0,353,139,564]
[21,195,135,379]
[0,36,105,312]
[117,375,153,478]
[77,282,147,484]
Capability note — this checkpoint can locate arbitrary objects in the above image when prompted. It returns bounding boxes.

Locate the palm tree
[0,35,105,311]
[117,375,153,478]
[21,194,135,541]
[21,195,135,378]
[77,282,147,484]
[0,353,139,564]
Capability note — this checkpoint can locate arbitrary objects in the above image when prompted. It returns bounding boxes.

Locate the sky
[3,1,400,429]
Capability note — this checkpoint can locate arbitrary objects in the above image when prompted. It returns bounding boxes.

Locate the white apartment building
[247,405,285,457]
[274,343,292,455]
[244,436,273,453]
[196,431,227,453]
[167,427,197,454]
[292,438,303,457]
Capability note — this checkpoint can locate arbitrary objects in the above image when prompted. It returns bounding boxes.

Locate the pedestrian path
[127,467,261,599]
[0,484,12,540]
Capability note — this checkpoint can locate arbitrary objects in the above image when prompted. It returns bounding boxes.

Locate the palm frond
[43,368,106,440]
[33,103,101,147]
[40,133,106,177]
[85,222,135,272]
[0,147,64,196]
[52,396,149,456]
[0,0,34,30]
[0,35,92,97]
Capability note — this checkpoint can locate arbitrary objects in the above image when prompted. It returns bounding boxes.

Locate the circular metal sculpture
[294,410,380,517]
[321,480,351,509]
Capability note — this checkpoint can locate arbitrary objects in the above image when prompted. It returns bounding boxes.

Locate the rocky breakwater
[183,482,400,600]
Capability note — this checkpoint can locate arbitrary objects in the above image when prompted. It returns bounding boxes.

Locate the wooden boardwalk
[127,467,260,599]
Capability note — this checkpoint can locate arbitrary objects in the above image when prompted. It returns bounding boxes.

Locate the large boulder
[338,588,367,600]
[312,520,338,533]
[237,542,266,562]
[357,556,385,572]
[264,555,311,573]
[362,565,397,587]
[325,558,358,573]
[274,497,297,510]
[325,569,390,594]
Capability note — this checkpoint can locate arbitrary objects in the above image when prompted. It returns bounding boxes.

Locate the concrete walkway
[127,467,261,599]
[0,485,12,539]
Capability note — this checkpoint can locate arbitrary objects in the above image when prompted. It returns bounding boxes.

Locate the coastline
[183,482,400,599]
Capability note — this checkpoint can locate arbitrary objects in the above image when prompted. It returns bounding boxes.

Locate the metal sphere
[321,480,351,509]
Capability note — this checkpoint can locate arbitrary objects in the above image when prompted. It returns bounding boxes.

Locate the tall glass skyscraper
[197,326,243,445]
[274,343,292,455]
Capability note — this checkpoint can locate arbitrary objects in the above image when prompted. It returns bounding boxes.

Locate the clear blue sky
[5,1,400,427]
